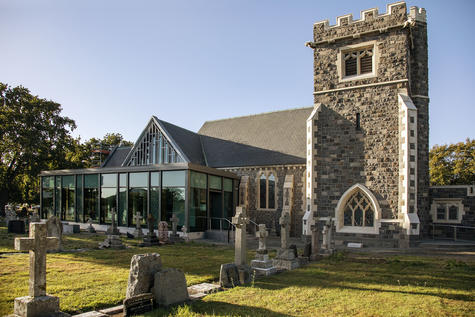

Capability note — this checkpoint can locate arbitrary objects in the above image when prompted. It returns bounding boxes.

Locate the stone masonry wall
[223,165,306,237]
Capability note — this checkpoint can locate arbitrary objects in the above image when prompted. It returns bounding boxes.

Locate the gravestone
[87,218,96,233]
[273,209,299,270]
[153,268,189,306]
[99,210,125,249]
[13,222,64,317]
[157,221,169,243]
[170,213,179,236]
[123,293,153,316]
[8,220,25,234]
[231,206,251,284]
[142,214,159,246]
[250,224,277,276]
[126,253,162,298]
[133,212,144,239]
[181,225,189,242]
[46,216,62,251]
[321,218,335,255]
[29,213,40,223]
[219,263,240,288]
[5,206,18,226]
[310,221,321,261]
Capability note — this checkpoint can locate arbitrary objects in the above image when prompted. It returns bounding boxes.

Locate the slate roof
[102,107,312,168]
[198,107,313,159]
[155,117,206,166]
[102,146,132,168]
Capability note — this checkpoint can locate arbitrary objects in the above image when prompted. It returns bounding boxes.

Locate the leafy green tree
[429,138,475,185]
[0,83,76,214]
[79,133,133,168]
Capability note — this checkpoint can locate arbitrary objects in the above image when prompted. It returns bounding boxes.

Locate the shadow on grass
[252,258,475,302]
[148,301,292,317]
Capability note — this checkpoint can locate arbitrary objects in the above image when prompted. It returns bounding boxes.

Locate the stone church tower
[305,2,429,247]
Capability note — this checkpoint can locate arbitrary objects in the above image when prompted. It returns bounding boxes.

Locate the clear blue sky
[1,0,474,147]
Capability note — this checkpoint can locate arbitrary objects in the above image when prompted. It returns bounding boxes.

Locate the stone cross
[147,214,155,236]
[256,224,269,254]
[232,206,249,266]
[279,209,291,250]
[310,221,320,260]
[181,225,189,241]
[322,218,333,251]
[15,222,59,297]
[170,213,179,236]
[134,212,143,230]
[111,208,118,231]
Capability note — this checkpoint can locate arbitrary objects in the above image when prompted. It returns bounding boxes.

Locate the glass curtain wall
[223,178,233,229]
[190,171,207,232]
[55,176,61,216]
[150,172,160,225]
[129,172,148,227]
[162,171,185,227]
[209,175,222,230]
[118,173,127,226]
[76,175,83,222]
[41,176,54,218]
[61,175,75,221]
[101,174,117,224]
[84,174,99,223]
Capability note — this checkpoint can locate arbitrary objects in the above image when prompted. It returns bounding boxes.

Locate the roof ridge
[154,117,200,136]
[200,106,313,125]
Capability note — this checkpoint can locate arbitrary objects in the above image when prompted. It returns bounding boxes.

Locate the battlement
[309,2,426,45]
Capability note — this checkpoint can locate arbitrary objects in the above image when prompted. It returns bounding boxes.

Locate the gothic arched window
[343,190,375,227]
[258,172,276,210]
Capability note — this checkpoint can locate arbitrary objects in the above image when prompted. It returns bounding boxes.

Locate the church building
[40,2,474,246]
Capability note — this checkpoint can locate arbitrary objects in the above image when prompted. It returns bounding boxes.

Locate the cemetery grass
[148,252,475,317]
[0,226,237,315]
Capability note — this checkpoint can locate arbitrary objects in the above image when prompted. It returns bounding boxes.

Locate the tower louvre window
[343,48,373,77]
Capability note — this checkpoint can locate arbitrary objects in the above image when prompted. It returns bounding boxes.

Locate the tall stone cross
[256,224,268,254]
[15,222,59,297]
[232,206,249,266]
[134,212,143,230]
[170,213,179,236]
[279,209,291,250]
[147,214,155,236]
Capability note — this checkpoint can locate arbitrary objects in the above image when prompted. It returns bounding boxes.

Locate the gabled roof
[198,107,313,159]
[102,146,132,168]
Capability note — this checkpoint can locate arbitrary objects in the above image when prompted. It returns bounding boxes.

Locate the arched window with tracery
[258,172,276,210]
[343,190,374,227]
[335,184,380,234]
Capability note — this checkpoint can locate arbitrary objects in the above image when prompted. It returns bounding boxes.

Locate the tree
[0,83,76,214]
[429,138,475,186]
[78,133,133,168]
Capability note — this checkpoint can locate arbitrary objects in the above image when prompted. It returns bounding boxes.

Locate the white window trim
[335,183,381,235]
[337,40,379,83]
[431,199,465,224]
[256,171,277,211]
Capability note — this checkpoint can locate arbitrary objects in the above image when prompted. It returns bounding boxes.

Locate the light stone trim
[337,40,379,82]
[335,184,382,235]
[430,199,465,224]
[313,2,422,30]
[398,93,420,235]
[306,104,322,215]
[313,79,408,95]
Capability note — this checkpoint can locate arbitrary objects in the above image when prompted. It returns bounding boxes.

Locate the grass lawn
[1,226,474,316]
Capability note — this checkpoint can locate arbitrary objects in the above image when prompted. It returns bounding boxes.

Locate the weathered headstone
[142,214,159,246]
[219,263,240,288]
[126,253,162,298]
[232,206,249,266]
[123,293,153,316]
[133,212,144,239]
[321,218,335,255]
[29,212,40,223]
[181,225,189,242]
[13,222,63,317]
[153,268,189,306]
[157,221,169,243]
[310,221,321,261]
[87,218,96,233]
[46,216,62,251]
[5,205,18,227]
[250,224,277,276]
[106,209,120,235]
[273,209,299,270]
[170,213,179,236]
[8,220,26,234]
[99,209,125,249]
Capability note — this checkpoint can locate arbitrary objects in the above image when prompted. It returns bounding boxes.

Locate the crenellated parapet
[307,2,426,46]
